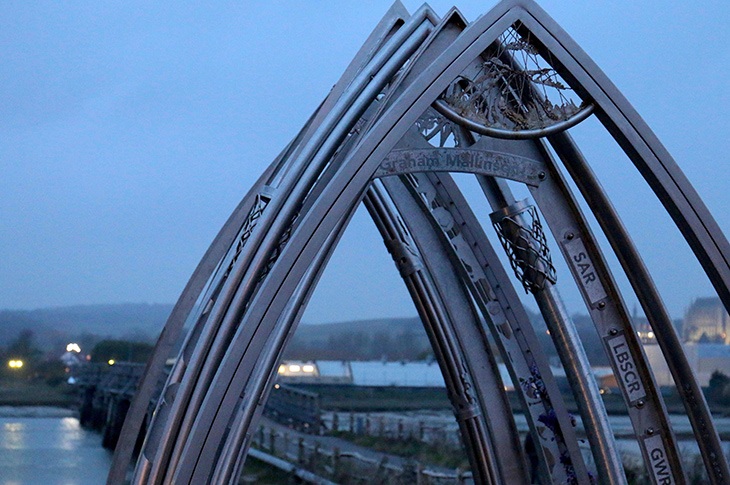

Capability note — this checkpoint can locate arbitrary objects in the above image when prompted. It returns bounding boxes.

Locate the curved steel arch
[111,2,730,484]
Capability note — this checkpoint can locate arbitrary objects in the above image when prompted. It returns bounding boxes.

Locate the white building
[643,343,730,387]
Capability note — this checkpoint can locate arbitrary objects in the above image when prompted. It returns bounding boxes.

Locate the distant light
[66,343,81,353]
[647,331,655,339]
[274,384,280,389]
[108,359,115,366]
[302,365,315,373]
[278,365,286,374]
[599,388,605,395]
[8,360,23,369]
[546,330,550,335]
[288,364,301,373]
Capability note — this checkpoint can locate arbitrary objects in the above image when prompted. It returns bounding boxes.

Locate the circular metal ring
[432,98,594,140]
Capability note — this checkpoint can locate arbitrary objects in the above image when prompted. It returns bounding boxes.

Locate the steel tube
[391,149,591,483]
[164,23,437,484]
[484,179,622,485]
[173,7,526,481]
[548,131,730,484]
[210,204,352,484]
[365,182,499,485]
[144,20,436,485]
[379,176,528,484]
[113,159,281,485]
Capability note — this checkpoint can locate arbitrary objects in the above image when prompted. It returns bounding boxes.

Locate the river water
[0,407,111,485]
[1,406,727,484]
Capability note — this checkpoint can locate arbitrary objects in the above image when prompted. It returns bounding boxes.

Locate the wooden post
[311,442,320,469]
[349,412,354,433]
[333,447,341,478]
[332,412,339,432]
[418,421,425,441]
[269,429,276,455]
[297,437,305,464]
[398,419,404,440]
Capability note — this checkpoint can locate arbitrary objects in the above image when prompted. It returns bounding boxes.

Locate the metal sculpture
[107,1,730,484]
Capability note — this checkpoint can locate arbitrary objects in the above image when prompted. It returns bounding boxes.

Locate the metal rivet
[636,399,645,409]
[597,302,606,310]
[566,233,575,240]
[538,171,546,180]
[646,427,654,436]
[609,328,618,336]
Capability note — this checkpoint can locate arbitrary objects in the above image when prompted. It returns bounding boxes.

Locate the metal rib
[209,202,353,484]
[163,19,437,484]
[395,168,589,484]
[366,180,501,485]
[479,175,621,485]
[111,153,282,485]
[164,8,522,482]
[548,131,729,484]
[509,134,687,483]
[426,170,592,484]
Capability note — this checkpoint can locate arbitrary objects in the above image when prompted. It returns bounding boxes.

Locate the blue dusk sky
[1,1,728,323]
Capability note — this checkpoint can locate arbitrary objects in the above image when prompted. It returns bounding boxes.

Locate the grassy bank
[0,379,75,407]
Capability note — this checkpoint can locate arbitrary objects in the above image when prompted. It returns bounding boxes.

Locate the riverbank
[0,405,76,418]
[0,379,75,407]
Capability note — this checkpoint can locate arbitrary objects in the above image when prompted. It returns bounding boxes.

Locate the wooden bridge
[73,362,322,451]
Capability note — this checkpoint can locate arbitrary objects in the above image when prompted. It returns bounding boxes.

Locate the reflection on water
[0,416,111,485]
[3,422,26,450]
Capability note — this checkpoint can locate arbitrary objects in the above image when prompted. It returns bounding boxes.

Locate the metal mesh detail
[491,201,556,293]
[439,26,587,133]
[224,193,270,279]
[415,108,465,148]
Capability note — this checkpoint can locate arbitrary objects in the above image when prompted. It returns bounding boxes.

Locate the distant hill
[285,317,431,361]
[0,303,173,350]
[0,302,634,364]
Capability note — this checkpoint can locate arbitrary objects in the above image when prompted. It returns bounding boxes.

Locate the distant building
[276,360,617,392]
[683,297,730,344]
[643,344,730,387]
[632,313,657,345]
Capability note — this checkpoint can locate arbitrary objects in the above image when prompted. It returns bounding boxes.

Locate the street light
[66,343,81,353]
[8,360,23,369]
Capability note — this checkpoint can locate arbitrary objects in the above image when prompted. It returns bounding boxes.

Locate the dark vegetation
[239,457,291,484]
[0,304,686,368]
[0,330,74,406]
[90,340,153,364]
[284,317,432,361]
[328,431,470,470]
[301,385,451,412]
